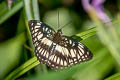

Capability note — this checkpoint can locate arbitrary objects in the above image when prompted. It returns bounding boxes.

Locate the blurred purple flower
[81,0,111,25]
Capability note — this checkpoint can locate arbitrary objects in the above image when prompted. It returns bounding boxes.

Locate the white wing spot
[78,50,83,56]
[36,53,39,56]
[37,23,40,25]
[43,38,49,45]
[43,51,46,56]
[69,59,73,63]
[54,56,57,62]
[70,49,76,57]
[56,66,58,68]
[41,49,44,55]
[72,43,75,46]
[75,61,77,63]
[87,52,89,55]
[77,54,80,59]
[34,38,37,42]
[31,23,33,26]
[85,55,88,57]
[65,38,67,40]
[35,25,40,28]
[46,52,49,58]
[37,47,40,50]
[78,43,84,48]
[63,48,69,56]
[69,40,72,44]
[78,46,84,54]
[53,43,56,46]
[31,27,33,30]
[55,45,59,51]
[57,57,60,64]
[64,61,67,66]
[79,59,81,61]
[46,28,48,31]
[43,27,45,31]
[46,40,52,46]
[38,32,41,35]
[60,60,63,65]
[83,58,85,60]
[34,33,37,36]
[39,48,42,53]
[82,56,84,59]
[32,31,34,34]
[52,64,54,67]
[35,29,38,32]
[37,34,43,40]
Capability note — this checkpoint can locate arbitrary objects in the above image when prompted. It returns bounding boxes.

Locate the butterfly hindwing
[59,36,93,65]
[47,43,69,69]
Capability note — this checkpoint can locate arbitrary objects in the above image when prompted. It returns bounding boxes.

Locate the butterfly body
[52,29,62,44]
[28,20,93,69]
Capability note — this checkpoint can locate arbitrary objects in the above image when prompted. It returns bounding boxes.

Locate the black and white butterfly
[28,20,93,69]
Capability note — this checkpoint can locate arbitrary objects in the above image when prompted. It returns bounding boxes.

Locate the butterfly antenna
[59,20,72,30]
[58,8,60,29]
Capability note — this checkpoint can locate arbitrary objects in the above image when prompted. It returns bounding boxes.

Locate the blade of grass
[72,27,97,40]
[105,72,120,80]
[24,0,33,20]
[32,0,40,20]
[24,0,47,74]
[4,57,39,80]
[0,0,23,24]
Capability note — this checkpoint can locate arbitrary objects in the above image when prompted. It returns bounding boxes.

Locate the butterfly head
[57,29,62,35]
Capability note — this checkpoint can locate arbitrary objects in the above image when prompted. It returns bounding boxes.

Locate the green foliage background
[0,0,120,80]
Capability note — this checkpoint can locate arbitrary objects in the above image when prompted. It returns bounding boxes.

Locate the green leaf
[5,57,39,80]
[0,33,25,79]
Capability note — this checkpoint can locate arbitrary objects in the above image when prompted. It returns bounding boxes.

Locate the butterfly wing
[46,36,93,69]
[47,43,69,69]
[59,36,93,65]
[28,20,56,64]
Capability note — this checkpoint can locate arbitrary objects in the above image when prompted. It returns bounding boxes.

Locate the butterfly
[28,20,93,69]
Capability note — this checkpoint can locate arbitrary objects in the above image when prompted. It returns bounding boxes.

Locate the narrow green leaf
[0,0,23,24]
[105,72,120,80]
[72,27,97,40]
[5,57,39,80]
[24,0,33,20]
[32,0,40,20]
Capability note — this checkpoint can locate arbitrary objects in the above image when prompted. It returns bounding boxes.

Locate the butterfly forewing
[28,20,93,69]
[29,20,55,64]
